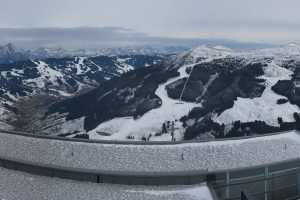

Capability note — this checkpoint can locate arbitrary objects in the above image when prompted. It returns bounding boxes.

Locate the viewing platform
[1,129,300,199]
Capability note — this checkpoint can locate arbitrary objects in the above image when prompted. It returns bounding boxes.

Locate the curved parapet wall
[1,130,300,177]
[0,165,215,200]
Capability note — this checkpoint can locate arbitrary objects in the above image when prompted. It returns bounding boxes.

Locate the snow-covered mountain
[39,43,300,141]
[0,43,187,64]
[0,43,30,64]
[0,54,164,132]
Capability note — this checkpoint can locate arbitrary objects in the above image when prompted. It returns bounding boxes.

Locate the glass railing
[210,160,300,200]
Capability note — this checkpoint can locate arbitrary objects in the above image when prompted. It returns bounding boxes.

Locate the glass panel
[230,167,265,181]
[268,173,299,200]
[229,179,265,199]
[269,160,300,173]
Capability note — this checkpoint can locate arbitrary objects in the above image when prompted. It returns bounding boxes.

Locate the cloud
[0,27,148,48]
[0,27,272,49]
[1,0,300,43]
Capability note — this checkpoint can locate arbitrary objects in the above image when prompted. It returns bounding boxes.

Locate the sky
[1,0,300,46]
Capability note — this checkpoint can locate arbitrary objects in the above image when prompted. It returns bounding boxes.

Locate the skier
[162,123,168,134]
[171,121,175,141]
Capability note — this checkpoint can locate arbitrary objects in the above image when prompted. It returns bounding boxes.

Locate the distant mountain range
[0,43,30,64]
[40,43,300,141]
[3,43,300,142]
[0,43,187,64]
[0,27,273,51]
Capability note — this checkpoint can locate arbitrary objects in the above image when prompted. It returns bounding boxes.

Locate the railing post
[264,166,269,200]
[226,171,230,199]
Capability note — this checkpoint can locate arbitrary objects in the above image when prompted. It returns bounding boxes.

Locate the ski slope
[87,60,216,141]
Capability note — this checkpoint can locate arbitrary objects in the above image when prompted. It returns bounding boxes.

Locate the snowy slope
[88,57,226,141]
[107,45,300,139]
[88,62,201,141]
[213,61,300,126]
[24,61,65,89]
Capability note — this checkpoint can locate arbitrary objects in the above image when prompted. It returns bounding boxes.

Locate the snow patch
[24,61,64,89]
[74,57,89,75]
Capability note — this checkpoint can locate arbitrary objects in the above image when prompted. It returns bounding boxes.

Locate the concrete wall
[1,130,300,176]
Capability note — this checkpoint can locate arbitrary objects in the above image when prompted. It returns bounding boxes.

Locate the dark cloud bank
[0,27,272,50]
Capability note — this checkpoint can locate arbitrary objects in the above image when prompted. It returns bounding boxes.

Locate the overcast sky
[1,0,300,44]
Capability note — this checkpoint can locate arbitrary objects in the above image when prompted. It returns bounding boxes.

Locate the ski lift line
[179,64,196,102]
[177,57,218,104]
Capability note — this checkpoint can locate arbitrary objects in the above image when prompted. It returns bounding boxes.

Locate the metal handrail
[1,128,300,177]
[0,128,297,145]
[213,167,300,189]
[225,183,300,200]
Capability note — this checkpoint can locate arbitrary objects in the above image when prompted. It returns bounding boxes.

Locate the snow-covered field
[213,61,300,126]
[0,166,213,200]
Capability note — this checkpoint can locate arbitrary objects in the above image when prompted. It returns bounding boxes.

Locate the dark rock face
[277,98,289,104]
[48,66,179,131]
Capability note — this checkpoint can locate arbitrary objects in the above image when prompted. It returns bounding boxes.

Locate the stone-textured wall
[0,130,300,175]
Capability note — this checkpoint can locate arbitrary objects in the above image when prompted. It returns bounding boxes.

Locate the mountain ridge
[42,44,300,141]
[0,54,165,132]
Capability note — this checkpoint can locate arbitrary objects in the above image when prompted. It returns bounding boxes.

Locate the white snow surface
[214,61,300,126]
[0,166,213,200]
[185,43,300,64]
[116,62,134,73]
[189,45,233,61]
[74,57,89,75]
[24,61,64,89]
